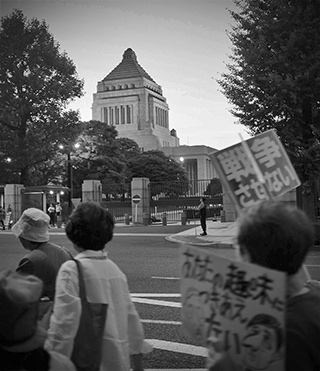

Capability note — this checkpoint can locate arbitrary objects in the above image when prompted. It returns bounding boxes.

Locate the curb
[165,235,234,248]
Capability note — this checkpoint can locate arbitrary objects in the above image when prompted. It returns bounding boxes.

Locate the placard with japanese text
[180,245,286,371]
[211,129,300,211]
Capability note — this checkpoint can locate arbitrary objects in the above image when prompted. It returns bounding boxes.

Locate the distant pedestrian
[47,203,56,227]
[55,202,62,217]
[197,197,207,236]
[0,206,6,231]
[12,208,72,301]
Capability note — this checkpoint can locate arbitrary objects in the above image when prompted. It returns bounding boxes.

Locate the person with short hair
[197,197,207,236]
[45,201,152,371]
[0,270,75,371]
[208,200,320,371]
[12,208,72,300]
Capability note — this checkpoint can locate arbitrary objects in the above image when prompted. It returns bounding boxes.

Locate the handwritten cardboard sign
[180,245,286,371]
[211,129,300,211]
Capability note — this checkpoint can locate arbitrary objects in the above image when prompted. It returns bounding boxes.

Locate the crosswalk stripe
[141,319,181,325]
[132,297,181,307]
[147,339,207,357]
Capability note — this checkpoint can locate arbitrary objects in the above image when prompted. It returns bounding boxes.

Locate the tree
[0,9,83,185]
[128,150,188,196]
[128,150,187,182]
[218,0,320,217]
[70,121,131,196]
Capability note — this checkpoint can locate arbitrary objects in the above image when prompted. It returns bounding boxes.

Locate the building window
[110,108,114,125]
[121,106,125,124]
[104,108,108,124]
[115,106,119,125]
[127,105,131,124]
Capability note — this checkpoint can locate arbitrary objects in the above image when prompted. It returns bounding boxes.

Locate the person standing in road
[0,206,6,230]
[197,197,207,236]
[12,208,72,301]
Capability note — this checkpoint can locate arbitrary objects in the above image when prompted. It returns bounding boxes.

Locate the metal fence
[149,179,222,223]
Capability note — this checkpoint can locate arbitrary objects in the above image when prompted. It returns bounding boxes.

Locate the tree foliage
[218,0,320,190]
[0,9,83,185]
[128,150,188,183]
[68,120,127,195]
[128,150,189,197]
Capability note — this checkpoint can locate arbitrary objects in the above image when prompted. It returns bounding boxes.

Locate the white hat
[12,208,50,242]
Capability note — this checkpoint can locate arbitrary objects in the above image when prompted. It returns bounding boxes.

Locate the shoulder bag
[71,259,108,371]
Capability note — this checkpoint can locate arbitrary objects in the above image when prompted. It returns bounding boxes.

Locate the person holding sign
[208,200,320,371]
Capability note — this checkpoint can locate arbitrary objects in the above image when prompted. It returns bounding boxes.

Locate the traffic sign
[132,194,141,204]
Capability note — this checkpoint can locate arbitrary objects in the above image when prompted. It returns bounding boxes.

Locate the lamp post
[59,143,79,215]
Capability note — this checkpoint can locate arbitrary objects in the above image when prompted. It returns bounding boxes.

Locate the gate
[101,183,132,223]
[150,179,222,223]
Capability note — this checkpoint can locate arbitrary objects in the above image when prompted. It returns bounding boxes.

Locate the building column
[82,180,102,204]
[4,184,24,222]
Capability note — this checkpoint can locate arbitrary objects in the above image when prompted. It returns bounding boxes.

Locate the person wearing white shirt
[45,202,152,371]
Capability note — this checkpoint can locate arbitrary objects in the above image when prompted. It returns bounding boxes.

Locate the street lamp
[59,143,80,215]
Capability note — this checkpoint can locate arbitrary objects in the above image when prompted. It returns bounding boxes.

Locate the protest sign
[180,245,286,371]
[211,129,300,211]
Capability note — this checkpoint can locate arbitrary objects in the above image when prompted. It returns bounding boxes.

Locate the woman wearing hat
[0,270,76,370]
[12,208,72,301]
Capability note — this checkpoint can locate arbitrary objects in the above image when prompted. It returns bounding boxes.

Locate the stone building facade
[92,48,217,181]
[92,48,179,151]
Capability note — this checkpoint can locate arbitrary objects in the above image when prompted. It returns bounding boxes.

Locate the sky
[1,0,252,150]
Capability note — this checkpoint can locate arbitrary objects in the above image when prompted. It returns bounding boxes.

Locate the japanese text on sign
[212,130,300,210]
[180,245,286,371]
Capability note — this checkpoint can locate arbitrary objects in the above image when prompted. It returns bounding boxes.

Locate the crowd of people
[0,199,320,370]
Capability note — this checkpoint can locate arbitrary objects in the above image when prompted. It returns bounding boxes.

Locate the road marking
[142,319,181,325]
[152,276,180,280]
[305,265,320,267]
[131,293,181,297]
[132,297,181,308]
[147,339,207,357]
[114,233,171,237]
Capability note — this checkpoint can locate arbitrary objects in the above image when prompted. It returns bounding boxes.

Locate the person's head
[12,208,50,244]
[65,202,114,251]
[242,313,283,370]
[237,201,314,275]
[0,270,46,353]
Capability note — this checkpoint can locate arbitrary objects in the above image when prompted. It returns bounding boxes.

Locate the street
[1,228,320,370]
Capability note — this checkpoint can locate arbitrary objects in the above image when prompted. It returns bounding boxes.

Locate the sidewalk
[167,220,237,248]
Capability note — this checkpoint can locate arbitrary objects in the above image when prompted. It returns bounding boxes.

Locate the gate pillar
[131,178,150,224]
[4,184,24,223]
[82,180,102,204]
